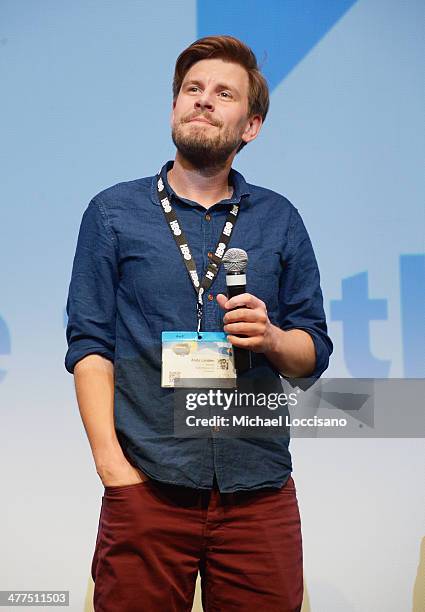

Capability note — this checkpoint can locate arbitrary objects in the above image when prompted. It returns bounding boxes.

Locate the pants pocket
[103,478,151,495]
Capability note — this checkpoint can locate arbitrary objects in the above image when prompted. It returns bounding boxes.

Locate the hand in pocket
[98,458,150,488]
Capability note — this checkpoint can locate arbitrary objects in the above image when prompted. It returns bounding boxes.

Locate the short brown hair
[172,35,269,153]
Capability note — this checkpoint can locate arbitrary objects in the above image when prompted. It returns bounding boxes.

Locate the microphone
[222,248,252,374]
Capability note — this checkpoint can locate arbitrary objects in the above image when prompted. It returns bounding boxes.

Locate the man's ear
[241,114,263,145]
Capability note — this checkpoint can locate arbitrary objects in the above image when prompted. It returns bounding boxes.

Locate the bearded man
[65,35,333,612]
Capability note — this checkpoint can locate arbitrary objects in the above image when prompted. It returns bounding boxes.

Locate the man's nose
[194,90,214,111]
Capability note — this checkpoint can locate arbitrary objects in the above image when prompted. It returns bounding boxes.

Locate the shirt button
[213,426,220,432]
[208,251,213,258]
[205,214,211,221]
[208,294,214,301]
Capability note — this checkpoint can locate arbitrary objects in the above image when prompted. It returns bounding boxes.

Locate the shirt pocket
[246,256,281,323]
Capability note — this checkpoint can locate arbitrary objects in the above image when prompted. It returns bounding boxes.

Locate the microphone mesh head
[222,248,248,273]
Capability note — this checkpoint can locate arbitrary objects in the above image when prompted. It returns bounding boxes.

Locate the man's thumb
[216,293,228,309]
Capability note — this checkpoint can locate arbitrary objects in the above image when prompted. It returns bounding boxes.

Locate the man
[65,35,333,612]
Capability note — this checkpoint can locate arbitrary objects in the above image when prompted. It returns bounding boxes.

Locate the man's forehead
[183,58,249,90]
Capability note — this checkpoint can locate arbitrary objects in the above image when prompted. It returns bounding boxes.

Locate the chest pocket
[246,250,282,321]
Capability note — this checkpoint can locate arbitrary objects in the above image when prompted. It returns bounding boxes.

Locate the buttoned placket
[153,165,255,483]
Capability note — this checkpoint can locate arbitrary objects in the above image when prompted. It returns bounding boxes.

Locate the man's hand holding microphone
[217,248,316,379]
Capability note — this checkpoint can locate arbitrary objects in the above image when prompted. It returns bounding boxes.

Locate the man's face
[171,58,261,168]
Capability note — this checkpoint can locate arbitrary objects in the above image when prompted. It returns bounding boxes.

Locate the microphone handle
[227,283,252,374]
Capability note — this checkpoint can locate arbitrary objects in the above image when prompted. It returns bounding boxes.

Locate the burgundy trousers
[91,474,303,612]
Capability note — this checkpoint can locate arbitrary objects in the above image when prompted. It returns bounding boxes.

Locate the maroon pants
[91,475,303,611]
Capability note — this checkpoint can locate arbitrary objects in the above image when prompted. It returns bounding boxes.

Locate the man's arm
[216,204,333,382]
[73,354,147,486]
[65,197,147,486]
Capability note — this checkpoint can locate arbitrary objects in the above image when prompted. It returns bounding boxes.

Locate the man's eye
[189,86,199,92]
[220,91,232,98]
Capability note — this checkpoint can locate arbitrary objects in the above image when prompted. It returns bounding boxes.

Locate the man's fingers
[223,293,264,310]
[224,322,266,336]
[216,293,228,310]
[224,308,266,324]
[226,334,263,351]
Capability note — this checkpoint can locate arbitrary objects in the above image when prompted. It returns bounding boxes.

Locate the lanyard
[156,168,240,337]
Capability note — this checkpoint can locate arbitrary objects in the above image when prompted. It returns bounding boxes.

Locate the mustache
[183,113,221,127]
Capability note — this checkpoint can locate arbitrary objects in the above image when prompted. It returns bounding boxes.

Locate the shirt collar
[150,159,251,207]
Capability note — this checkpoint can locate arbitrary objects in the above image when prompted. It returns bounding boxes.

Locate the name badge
[161,331,236,388]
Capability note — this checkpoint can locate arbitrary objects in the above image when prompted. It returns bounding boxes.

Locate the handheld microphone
[222,248,252,374]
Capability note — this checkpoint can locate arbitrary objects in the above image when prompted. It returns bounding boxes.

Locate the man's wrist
[263,323,284,358]
[263,326,317,378]
[94,443,128,474]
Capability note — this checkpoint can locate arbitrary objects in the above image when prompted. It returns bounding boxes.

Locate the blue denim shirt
[65,160,333,492]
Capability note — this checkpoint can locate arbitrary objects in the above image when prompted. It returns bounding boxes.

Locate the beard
[172,116,244,170]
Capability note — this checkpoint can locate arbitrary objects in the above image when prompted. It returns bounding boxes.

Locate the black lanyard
[156,167,240,337]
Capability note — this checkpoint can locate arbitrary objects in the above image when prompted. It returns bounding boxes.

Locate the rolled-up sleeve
[64,196,119,374]
[278,206,333,383]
